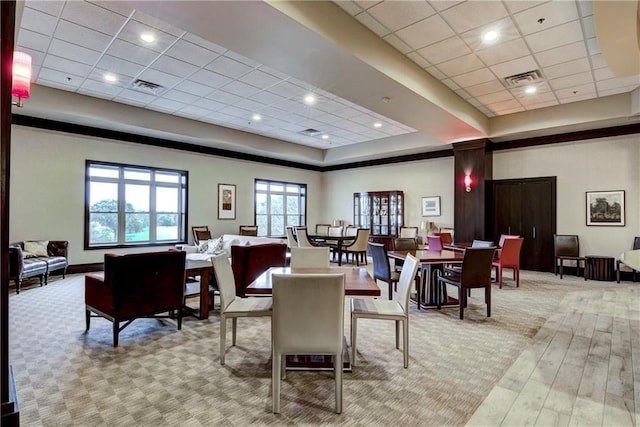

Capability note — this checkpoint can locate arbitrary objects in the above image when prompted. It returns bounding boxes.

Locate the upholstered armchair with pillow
[9,240,69,293]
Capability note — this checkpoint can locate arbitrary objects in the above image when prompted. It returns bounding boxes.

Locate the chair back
[272,273,345,354]
[239,225,258,236]
[498,234,520,247]
[328,226,343,236]
[633,237,640,250]
[399,226,418,239]
[295,227,315,247]
[290,247,330,268]
[427,235,443,251]
[395,254,419,313]
[500,237,524,266]
[394,237,417,251]
[472,239,494,248]
[285,226,297,248]
[345,228,370,251]
[315,224,331,235]
[192,226,211,245]
[434,232,453,244]
[368,242,391,281]
[460,247,496,288]
[212,253,237,313]
[345,226,358,237]
[554,234,580,257]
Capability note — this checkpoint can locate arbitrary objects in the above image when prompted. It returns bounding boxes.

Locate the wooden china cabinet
[353,191,404,250]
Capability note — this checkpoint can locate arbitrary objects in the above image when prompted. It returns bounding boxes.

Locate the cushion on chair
[225,297,273,314]
[24,240,49,257]
[351,298,404,316]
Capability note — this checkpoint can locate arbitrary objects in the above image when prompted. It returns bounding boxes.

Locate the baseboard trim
[67,263,103,274]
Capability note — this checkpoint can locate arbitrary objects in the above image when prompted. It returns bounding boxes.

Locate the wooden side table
[585,256,615,281]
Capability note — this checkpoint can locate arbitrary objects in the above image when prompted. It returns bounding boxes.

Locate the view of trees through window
[86,161,187,247]
[255,179,306,236]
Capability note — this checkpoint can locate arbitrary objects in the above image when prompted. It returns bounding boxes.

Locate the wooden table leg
[199,271,210,319]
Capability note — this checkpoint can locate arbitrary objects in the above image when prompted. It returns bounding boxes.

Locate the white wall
[492,134,640,258]
[9,126,321,265]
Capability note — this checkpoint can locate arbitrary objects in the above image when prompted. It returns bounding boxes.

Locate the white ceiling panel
[396,14,455,50]
[513,1,579,35]
[437,53,485,76]
[367,1,435,32]
[355,12,390,37]
[20,6,59,35]
[489,55,539,79]
[452,68,496,88]
[17,29,51,54]
[549,71,593,90]
[47,38,101,65]
[543,57,591,80]
[151,55,199,78]
[440,1,508,33]
[534,41,586,67]
[61,1,127,35]
[525,20,583,53]
[475,38,529,66]
[416,36,470,65]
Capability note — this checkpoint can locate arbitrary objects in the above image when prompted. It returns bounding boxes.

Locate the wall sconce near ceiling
[12,51,31,108]
[464,174,472,193]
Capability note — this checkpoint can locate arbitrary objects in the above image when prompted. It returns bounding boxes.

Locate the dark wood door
[491,177,556,272]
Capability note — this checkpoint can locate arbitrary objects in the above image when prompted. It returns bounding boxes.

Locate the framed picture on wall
[421,196,441,217]
[586,190,625,226]
[218,183,236,220]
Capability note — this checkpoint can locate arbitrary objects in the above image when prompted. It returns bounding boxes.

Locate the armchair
[231,243,287,297]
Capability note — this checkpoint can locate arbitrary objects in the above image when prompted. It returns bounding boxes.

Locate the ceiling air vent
[298,128,322,137]
[503,70,544,88]
[130,79,164,95]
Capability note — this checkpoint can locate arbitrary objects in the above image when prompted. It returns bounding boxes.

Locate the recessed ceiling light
[525,86,537,94]
[321,134,329,140]
[140,33,155,43]
[303,94,316,105]
[252,113,262,121]
[373,122,382,128]
[482,29,499,43]
[103,73,117,83]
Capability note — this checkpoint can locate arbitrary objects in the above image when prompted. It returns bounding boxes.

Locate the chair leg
[486,285,491,318]
[85,309,91,330]
[403,318,409,368]
[220,317,226,365]
[351,314,357,367]
[515,267,520,288]
[395,319,400,349]
[559,259,564,279]
[498,266,503,289]
[335,351,343,414]
[459,286,464,320]
[272,352,281,413]
[231,317,237,346]
[113,321,119,347]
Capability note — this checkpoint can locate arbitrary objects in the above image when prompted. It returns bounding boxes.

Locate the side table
[585,256,615,281]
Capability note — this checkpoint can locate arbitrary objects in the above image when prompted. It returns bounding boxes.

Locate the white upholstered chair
[212,253,272,365]
[285,226,297,249]
[294,227,315,247]
[399,226,418,239]
[290,246,330,268]
[342,228,370,265]
[271,273,346,414]
[351,254,419,368]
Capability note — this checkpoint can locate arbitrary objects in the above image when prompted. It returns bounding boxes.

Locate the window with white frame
[85,161,187,248]
[255,179,306,237]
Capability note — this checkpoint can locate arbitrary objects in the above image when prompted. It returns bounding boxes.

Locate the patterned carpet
[7,268,628,426]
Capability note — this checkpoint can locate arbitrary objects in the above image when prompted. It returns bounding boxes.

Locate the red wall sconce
[12,51,32,108]
[464,174,472,192]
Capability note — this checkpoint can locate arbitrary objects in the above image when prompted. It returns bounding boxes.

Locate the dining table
[306,233,356,266]
[387,249,464,310]
[246,266,380,372]
[183,259,214,319]
[617,249,640,283]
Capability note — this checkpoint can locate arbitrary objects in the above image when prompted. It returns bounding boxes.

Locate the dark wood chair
[239,225,258,236]
[434,232,453,245]
[368,241,399,300]
[616,236,640,283]
[492,237,524,288]
[192,225,211,245]
[437,247,496,319]
[554,234,586,279]
[393,237,417,271]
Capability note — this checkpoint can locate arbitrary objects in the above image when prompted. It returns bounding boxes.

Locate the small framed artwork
[586,190,625,226]
[421,196,441,217]
[218,183,236,220]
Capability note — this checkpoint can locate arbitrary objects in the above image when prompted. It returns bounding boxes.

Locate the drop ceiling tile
[182,32,227,54]
[79,79,123,97]
[38,75,81,92]
[202,111,235,124]
[42,54,93,77]
[148,98,186,113]
[174,80,214,97]
[596,75,640,91]
[475,38,530,66]
[21,49,45,69]
[523,99,559,110]
[465,79,507,97]
[503,0,547,14]
[490,56,539,79]
[96,55,145,78]
[137,68,183,89]
[454,88,472,100]
[430,1,465,13]
[475,90,515,105]
[581,15,595,39]
[383,34,413,54]
[593,67,616,82]
[440,1,508,33]
[115,88,156,104]
[367,1,435,32]
[452,68,498,88]
[513,1,578,35]
[590,54,607,69]
[441,79,460,90]
[106,39,160,66]
[395,14,455,50]
[221,81,261,97]
[554,82,596,99]
[54,20,113,52]
[535,41,586,67]
[17,29,51,53]
[558,93,597,104]
[459,17,521,51]
[416,36,470,65]
[598,85,640,97]
[549,71,593,90]
[437,53,485,77]
[189,69,233,89]
[493,106,525,115]
[585,37,600,55]
[517,91,557,106]
[336,1,364,15]
[117,20,178,54]
[234,98,267,113]
[165,39,221,67]
[224,50,262,68]
[205,55,253,79]
[510,80,553,97]
[48,38,101,66]
[544,57,590,80]
[525,20,583,53]
[24,1,64,17]
[38,67,83,88]
[61,1,128,35]
[426,66,447,80]
[217,105,252,118]
[162,89,199,104]
[21,6,58,36]
[177,105,211,118]
[88,68,132,86]
[238,70,283,90]
[151,55,199,78]
[197,97,227,111]
[251,90,286,105]
[131,11,184,38]
[355,12,391,37]
[406,52,430,68]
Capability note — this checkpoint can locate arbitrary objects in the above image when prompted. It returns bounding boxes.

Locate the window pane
[286,197,299,214]
[270,194,283,214]
[124,169,151,181]
[256,193,268,214]
[286,216,299,227]
[286,185,299,194]
[125,213,149,241]
[89,213,117,243]
[256,215,268,236]
[270,183,284,192]
[156,172,179,183]
[126,184,149,211]
[89,165,118,178]
[157,214,178,240]
[256,182,268,191]
[271,215,284,236]
[156,187,178,212]
[90,182,118,208]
